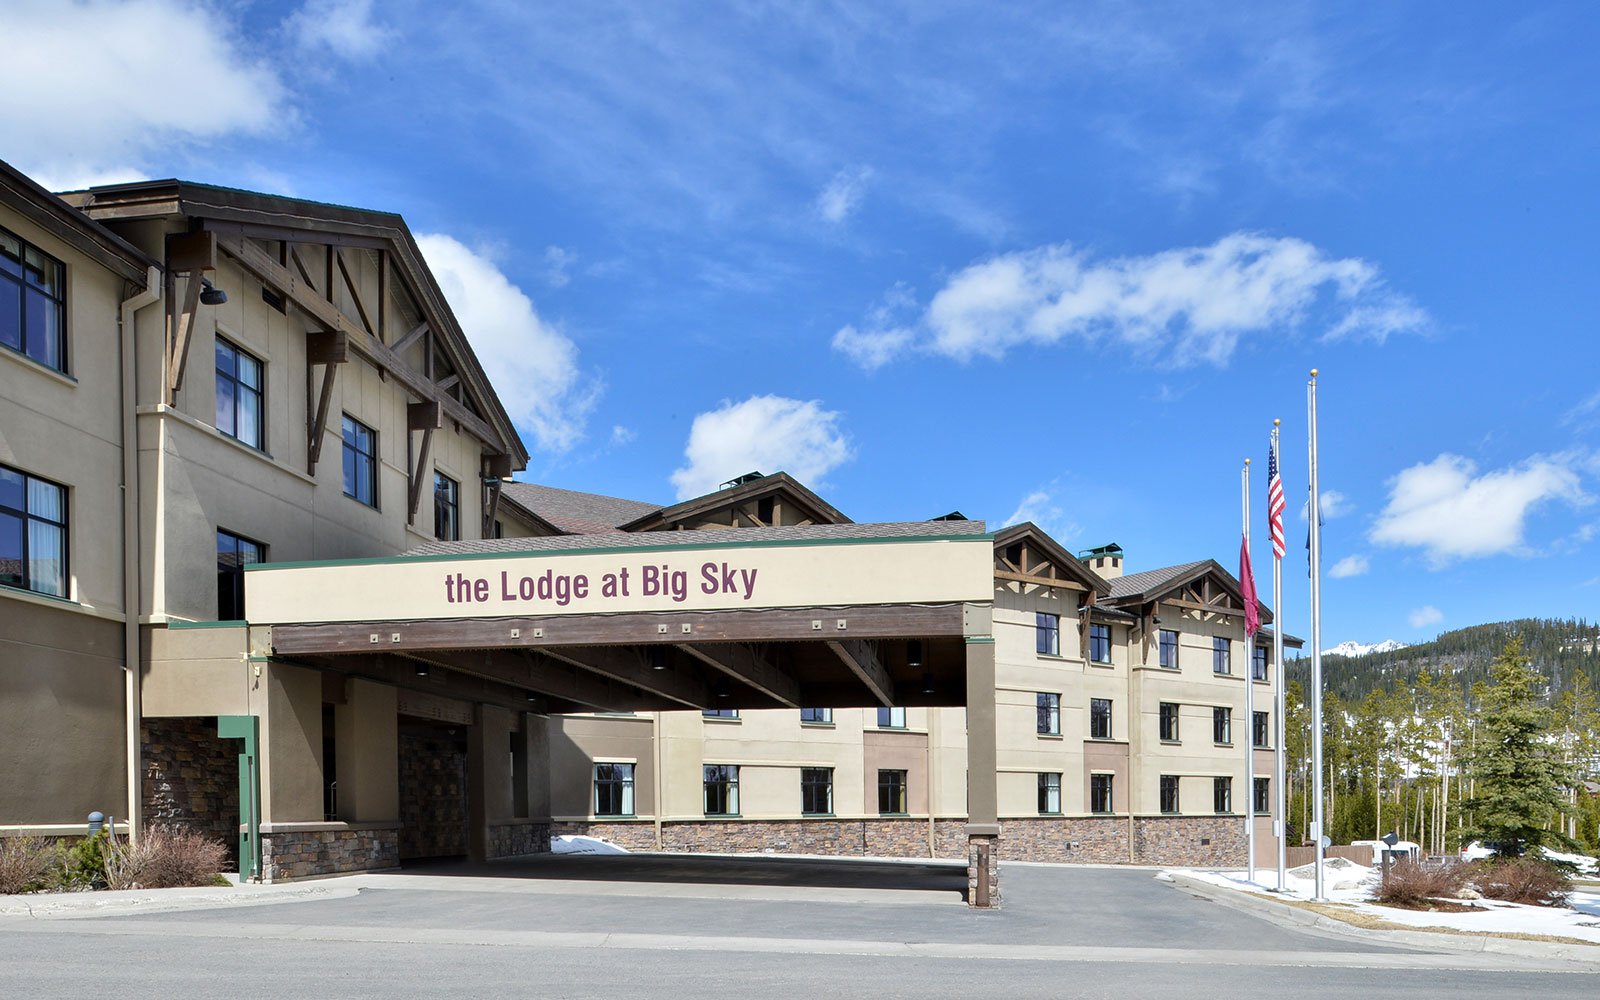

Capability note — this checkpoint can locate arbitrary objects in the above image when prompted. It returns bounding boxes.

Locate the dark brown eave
[0,160,155,284]
[62,179,528,470]
[992,522,1111,597]
[619,472,852,532]
[1106,559,1276,626]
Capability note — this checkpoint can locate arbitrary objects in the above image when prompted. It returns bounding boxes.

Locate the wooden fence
[1285,844,1374,868]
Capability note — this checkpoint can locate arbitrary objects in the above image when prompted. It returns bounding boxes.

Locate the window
[1253,777,1270,815]
[341,415,378,507]
[594,763,635,817]
[1089,623,1111,664]
[876,706,906,729]
[801,767,833,815]
[1252,644,1269,681]
[1036,693,1060,735]
[216,529,265,620]
[702,709,739,720]
[1214,776,1232,814]
[0,227,65,372]
[1090,698,1112,740]
[1252,710,1270,749]
[433,472,459,541]
[1158,628,1179,669]
[1089,774,1114,814]
[1036,612,1060,655]
[0,464,66,598]
[214,339,263,449]
[1212,636,1231,674]
[703,764,739,816]
[1213,707,1231,745]
[1038,772,1061,815]
[799,707,833,725]
[1160,775,1180,814]
[877,769,908,815]
[1159,702,1179,742]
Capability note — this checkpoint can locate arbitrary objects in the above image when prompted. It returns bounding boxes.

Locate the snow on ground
[1166,864,1600,945]
[549,835,630,855]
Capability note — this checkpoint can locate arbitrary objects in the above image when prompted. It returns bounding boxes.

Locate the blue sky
[5,1,1599,646]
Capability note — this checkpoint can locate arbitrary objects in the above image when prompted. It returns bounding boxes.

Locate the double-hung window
[1253,777,1270,815]
[1158,629,1179,669]
[704,764,739,816]
[433,472,459,541]
[594,763,635,817]
[1159,702,1179,742]
[1160,775,1180,814]
[799,707,833,725]
[341,415,378,507]
[1212,636,1231,674]
[0,464,66,598]
[0,227,65,372]
[1213,706,1232,745]
[702,709,739,720]
[1252,710,1270,749]
[1036,692,1060,735]
[1089,698,1112,739]
[1089,623,1112,664]
[215,339,263,449]
[877,769,908,815]
[1036,612,1060,655]
[1038,772,1061,815]
[1214,777,1233,814]
[1089,774,1114,814]
[216,529,265,620]
[801,767,834,815]
[876,706,906,729]
[1252,644,1269,681]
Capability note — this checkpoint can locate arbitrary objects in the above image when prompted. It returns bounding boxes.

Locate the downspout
[120,265,162,843]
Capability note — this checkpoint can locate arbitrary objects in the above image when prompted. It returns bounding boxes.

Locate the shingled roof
[407,519,987,556]
[498,482,661,535]
[1104,561,1210,602]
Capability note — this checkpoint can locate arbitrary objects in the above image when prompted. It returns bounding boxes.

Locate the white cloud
[816,166,874,223]
[1369,453,1590,566]
[1003,488,1079,544]
[0,1,289,186]
[830,282,920,372]
[610,425,635,447]
[285,0,392,61]
[416,234,597,454]
[1301,489,1350,520]
[1328,554,1369,578]
[833,233,1426,369]
[1408,605,1444,629]
[670,396,851,500]
[543,246,576,288]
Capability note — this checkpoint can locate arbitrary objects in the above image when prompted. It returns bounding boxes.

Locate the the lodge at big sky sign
[243,534,994,625]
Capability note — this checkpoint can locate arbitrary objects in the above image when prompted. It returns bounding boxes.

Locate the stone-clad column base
[966,825,1001,909]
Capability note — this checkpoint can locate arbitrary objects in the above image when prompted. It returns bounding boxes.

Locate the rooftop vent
[719,471,765,490]
[1078,542,1124,579]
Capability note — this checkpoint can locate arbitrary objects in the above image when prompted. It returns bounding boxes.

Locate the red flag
[1239,535,1260,637]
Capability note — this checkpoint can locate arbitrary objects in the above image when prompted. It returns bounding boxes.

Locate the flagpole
[1308,370,1326,902]
[1242,458,1255,884]
[1272,420,1287,892]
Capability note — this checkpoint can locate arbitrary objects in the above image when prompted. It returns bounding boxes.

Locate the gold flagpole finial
[1273,418,1281,427]
[1245,458,1251,465]
[1310,368,1319,378]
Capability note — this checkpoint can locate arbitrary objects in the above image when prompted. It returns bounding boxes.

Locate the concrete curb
[1163,872,1600,968]
[0,881,358,920]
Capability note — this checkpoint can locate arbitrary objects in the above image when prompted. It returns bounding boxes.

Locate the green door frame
[217,715,261,882]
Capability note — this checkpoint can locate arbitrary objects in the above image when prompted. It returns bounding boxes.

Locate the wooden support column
[306,329,348,475]
[406,400,442,526]
[964,636,1000,908]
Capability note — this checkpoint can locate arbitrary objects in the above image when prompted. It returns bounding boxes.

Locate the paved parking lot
[4,857,1598,999]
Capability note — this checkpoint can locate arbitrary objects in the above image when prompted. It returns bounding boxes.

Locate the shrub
[1371,859,1472,908]
[50,830,111,891]
[0,836,59,894]
[105,826,229,890]
[1474,857,1571,907]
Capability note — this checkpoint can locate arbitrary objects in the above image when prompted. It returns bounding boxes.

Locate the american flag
[1267,436,1286,559]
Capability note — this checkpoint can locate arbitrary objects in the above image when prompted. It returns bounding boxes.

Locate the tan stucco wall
[141,625,251,717]
[260,660,324,823]
[550,714,657,819]
[335,678,399,821]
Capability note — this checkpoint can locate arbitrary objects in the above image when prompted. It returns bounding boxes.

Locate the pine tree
[1461,638,1578,854]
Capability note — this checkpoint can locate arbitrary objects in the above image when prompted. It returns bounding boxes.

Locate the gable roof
[0,159,155,284]
[499,481,660,535]
[619,471,851,532]
[1105,559,1275,625]
[406,519,986,556]
[992,522,1110,597]
[61,178,527,468]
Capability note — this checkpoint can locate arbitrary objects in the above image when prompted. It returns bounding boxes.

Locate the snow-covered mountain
[1325,639,1409,658]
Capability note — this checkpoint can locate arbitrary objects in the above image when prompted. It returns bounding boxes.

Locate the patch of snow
[550,835,630,856]
[1326,639,1408,658]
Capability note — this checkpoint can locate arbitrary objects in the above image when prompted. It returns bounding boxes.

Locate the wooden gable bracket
[481,453,513,537]
[406,399,442,526]
[334,248,377,338]
[163,231,217,404]
[678,642,800,707]
[1079,590,1097,659]
[305,329,349,475]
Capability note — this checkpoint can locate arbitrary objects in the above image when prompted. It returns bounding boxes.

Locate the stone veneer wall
[550,820,659,851]
[1131,815,1246,867]
[554,818,940,858]
[260,826,399,882]
[398,729,468,860]
[487,820,552,859]
[141,717,239,864]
